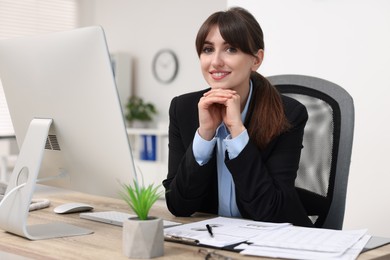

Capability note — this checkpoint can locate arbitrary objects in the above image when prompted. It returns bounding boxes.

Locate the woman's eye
[226,47,238,53]
[202,46,213,54]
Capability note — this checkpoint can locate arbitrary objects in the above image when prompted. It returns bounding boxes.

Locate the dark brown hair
[195,7,290,149]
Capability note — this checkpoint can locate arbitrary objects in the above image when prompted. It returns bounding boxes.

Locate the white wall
[80,0,227,124]
[228,0,390,237]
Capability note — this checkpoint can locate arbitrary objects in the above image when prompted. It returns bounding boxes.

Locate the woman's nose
[211,52,224,67]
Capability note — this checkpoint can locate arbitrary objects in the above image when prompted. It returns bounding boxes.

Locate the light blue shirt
[193,82,253,217]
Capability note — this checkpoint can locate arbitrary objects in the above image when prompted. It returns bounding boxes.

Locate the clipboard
[164,235,200,246]
[163,216,290,251]
[164,216,369,258]
[164,234,244,252]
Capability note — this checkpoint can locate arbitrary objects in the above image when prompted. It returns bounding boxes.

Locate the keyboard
[79,211,181,228]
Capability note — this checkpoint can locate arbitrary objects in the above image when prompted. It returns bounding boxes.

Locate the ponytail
[247,72,290,150]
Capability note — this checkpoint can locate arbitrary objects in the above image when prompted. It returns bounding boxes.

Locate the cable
[0,170,66,210]
[0,183,51,212]
[29,198,50,211]
[0,182,26,203]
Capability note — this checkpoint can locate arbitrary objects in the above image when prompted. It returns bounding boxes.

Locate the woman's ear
[251,49,264,71]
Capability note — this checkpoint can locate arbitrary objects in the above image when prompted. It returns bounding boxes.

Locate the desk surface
[0,187,388,260]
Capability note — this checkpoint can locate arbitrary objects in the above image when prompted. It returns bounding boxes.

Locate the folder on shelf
[140,134,156,161]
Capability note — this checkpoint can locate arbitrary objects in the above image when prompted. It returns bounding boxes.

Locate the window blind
[0,0,78,136]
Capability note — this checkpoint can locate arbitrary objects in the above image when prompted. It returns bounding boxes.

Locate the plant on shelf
[125,96,157,127]
[119,176,165,259]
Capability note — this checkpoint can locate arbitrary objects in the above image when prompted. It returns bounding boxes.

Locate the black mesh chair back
[268,74,354,229]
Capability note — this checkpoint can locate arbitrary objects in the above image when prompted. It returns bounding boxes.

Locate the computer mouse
[53,202,94,214]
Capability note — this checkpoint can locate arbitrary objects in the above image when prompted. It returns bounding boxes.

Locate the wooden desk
[0,187,388,260]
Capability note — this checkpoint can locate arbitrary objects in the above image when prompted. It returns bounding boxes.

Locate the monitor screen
[0,26,136,199]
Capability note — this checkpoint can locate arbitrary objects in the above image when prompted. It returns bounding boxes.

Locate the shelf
[126,127,168,163]
[126,127,168,190]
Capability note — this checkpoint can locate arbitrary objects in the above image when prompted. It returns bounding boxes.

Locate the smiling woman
[163,7,314,228]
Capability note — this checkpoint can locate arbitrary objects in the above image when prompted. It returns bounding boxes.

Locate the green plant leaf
[125,96,157,123]
[119,179,164,220]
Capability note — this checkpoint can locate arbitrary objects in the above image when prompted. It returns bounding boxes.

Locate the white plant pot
[122,217,164,259]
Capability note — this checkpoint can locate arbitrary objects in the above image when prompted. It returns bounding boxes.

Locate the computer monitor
[0,26,137,239]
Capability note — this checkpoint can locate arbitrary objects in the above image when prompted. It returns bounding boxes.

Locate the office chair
[268,74,354,230]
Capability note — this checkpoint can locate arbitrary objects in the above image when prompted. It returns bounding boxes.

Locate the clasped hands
[198,88,246,141]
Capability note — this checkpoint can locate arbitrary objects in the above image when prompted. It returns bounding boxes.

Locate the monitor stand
[0,118,93,240]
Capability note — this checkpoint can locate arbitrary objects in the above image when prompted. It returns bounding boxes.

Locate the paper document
[247,225,367,252]
[164,216,290,248]
[239,234,371,260]
[164,216,368,259]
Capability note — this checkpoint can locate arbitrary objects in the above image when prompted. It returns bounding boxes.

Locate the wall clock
[152,49,179,84]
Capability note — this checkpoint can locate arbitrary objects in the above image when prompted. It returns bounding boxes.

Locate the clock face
[152,49,178,84]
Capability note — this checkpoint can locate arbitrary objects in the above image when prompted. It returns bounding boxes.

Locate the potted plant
[125,96,157,128]
[119,178,165,259]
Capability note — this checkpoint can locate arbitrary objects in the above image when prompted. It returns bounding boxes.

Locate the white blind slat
[0,81,14,136]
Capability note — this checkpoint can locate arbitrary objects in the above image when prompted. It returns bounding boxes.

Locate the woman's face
[199,25,263,93]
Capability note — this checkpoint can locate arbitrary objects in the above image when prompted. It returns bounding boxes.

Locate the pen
[206,224,214,237]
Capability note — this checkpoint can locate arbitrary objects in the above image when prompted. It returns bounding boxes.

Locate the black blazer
[163,73,313,227]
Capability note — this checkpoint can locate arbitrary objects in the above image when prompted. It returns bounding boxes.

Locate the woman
[163,7,313,227]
